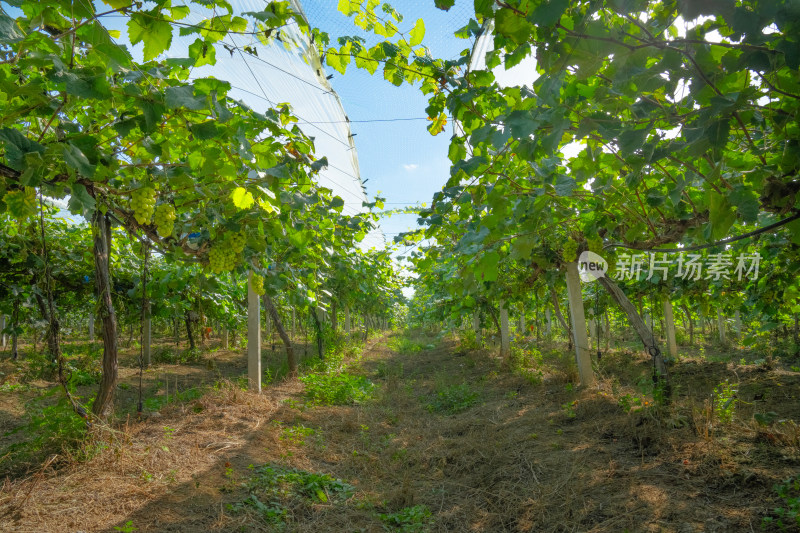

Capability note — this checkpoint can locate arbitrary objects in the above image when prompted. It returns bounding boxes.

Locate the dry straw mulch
[1,333,799,532]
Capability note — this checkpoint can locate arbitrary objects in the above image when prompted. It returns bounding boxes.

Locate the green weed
[509,345,545,384]
[1,387,91,468]
[279,425,317,446]
[561,400,577,419]
[379,504,433,532]
[617,393,644,413]
[113,521,138,532]
[229,464,353,526]
[376,361,404,380]
[459,329,479,350]
[387,336,425,355]
[143,385,204,412]
[151,347,203,365]
[762,475,800,531]
[712,380,737,425]
[425,383,480,414]
[300,371,375,405]
[0,381,29,393]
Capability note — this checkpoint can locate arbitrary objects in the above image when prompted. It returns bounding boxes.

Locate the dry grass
[0,332,799,532]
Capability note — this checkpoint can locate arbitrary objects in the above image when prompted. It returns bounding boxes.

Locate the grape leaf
[495,9,533,45]
[530,0,569,27]
[127,12,173,62]
[428,113,447,136]
[708,192,736,241]
[231,187,255,210]
[409,19,425,46]
[189,39,216,67]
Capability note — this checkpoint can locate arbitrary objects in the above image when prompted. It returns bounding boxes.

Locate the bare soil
[1,332,799,532]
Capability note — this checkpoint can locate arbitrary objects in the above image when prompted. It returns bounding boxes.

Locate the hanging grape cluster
[562,238,578,262]
[586,235,603,254]
[230,231,246,253]
[154,204,176,238]
[208,246,236,273]
[131,187,156,225]
[206,230,249,274]
[250,273,265,296]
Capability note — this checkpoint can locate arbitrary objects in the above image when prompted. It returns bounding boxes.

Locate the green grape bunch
[586,235,604,254]
[153,204,176,238]
[229,231,246,253]
[562,238,578,263]
[131,187,156,225]
[250,273,265,296]
[208,245,236,274]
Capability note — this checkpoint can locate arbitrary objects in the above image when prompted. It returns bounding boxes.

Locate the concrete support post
[663,297,678,360]
[499,301,510,359]
[248,271,261,393]
[565,263,595,387]
[473,311,481,346]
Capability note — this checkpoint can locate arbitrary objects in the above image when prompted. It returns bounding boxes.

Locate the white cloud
[402,164,418,171]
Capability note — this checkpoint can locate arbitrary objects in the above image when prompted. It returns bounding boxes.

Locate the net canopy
[138,0,384,249]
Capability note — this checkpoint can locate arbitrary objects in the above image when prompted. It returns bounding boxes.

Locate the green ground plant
[425,383,480,414]
[113,521,138,533]
[1,387,92,470]
[459,330,479,351]
[229,464,354,526]
[509,345,545,384]
[379,504,433,532]
[762,475,800,531]
[279,425,317,447]
[300,371,375,405]
[713,380,738,425]
[142,385,204,412]
[387,336,425,355]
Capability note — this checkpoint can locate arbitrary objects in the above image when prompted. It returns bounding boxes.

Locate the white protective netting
[147,0,384,249]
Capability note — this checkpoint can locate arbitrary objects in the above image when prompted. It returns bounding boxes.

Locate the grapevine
[153,204,176,238]
[131,187,156,226]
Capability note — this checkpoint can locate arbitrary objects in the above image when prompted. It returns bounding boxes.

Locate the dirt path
[1,332,798,532]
